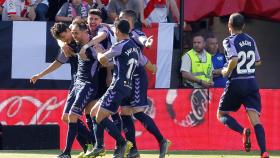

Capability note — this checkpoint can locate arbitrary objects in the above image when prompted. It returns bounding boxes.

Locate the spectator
[31,0,49,21]
[92,0,108,7]
[100,0,109,6]
[140,0,179,26]
[92,0,108,22]
[2,0,36,21]
[107,0,141,23]
[180,34,214,88]
[206,34,227,88]
[47,0,66,21]
[55,0,90,22]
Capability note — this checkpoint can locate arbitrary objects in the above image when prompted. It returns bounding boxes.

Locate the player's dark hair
[120,9,137,24]
[114,19,130,35]
[71,18,88,31]
[88,9,102,19]
[228,13,244,30]
[50,22,69,39]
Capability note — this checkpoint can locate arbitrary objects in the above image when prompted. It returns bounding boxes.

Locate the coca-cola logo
[0,96,65,125]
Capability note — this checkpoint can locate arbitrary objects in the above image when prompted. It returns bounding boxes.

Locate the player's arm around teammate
[79,9,111,60]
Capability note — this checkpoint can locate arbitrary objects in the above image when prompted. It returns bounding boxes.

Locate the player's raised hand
[30,74,41,84]
[145,36,153,48]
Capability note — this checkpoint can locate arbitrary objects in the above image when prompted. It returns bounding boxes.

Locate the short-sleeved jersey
[2,0,26,21]
[104,39,139,89]
[56,41,79,85]
[129,29,148,75]
[75,45,99,83]
[129,29,147,50]
[223,33,260,79]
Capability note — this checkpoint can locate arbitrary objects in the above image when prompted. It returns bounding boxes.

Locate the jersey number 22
[237,50,255,74]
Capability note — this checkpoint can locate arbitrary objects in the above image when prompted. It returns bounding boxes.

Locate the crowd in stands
[0,0,182,24]
[0,0,227,88]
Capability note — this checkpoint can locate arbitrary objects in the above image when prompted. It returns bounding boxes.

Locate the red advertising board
[0,89,279,150]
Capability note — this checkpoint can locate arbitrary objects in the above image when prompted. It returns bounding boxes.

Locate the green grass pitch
[0,150,280,158]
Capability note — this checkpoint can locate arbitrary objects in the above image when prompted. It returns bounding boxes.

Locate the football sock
[92,117,104,148]
[77,119,92,143]
[121,115,137,150]
[76,133,88,153]
[219,114,244,134]
[254,124,267,154]
[86,114,96,145]
[63,122,78,155]
[111,113,122,132]
[99,117,125,145]
[134,112,164,144]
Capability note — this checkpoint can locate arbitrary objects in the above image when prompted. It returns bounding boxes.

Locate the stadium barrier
[1,124,59,150]
[0,89,279,150]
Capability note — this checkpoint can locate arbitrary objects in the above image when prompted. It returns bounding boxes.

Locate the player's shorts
[62,84,75,115]
[100,83,131,114]
[218,78,261,114]
[68,80,97,116]
[121,72,149,108]
[94,67,109,100]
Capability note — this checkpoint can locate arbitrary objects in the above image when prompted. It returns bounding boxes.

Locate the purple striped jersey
[104,39,140,88]
[75,45,99,83]
[223,33,260,79]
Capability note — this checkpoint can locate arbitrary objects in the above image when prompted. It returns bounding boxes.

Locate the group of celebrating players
[31,8,170,158]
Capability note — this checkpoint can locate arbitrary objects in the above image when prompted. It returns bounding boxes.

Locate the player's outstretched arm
[30,60,62,84]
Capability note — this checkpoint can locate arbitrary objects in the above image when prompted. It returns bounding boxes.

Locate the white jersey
[2,0,24,21]
[144,0,169,23]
